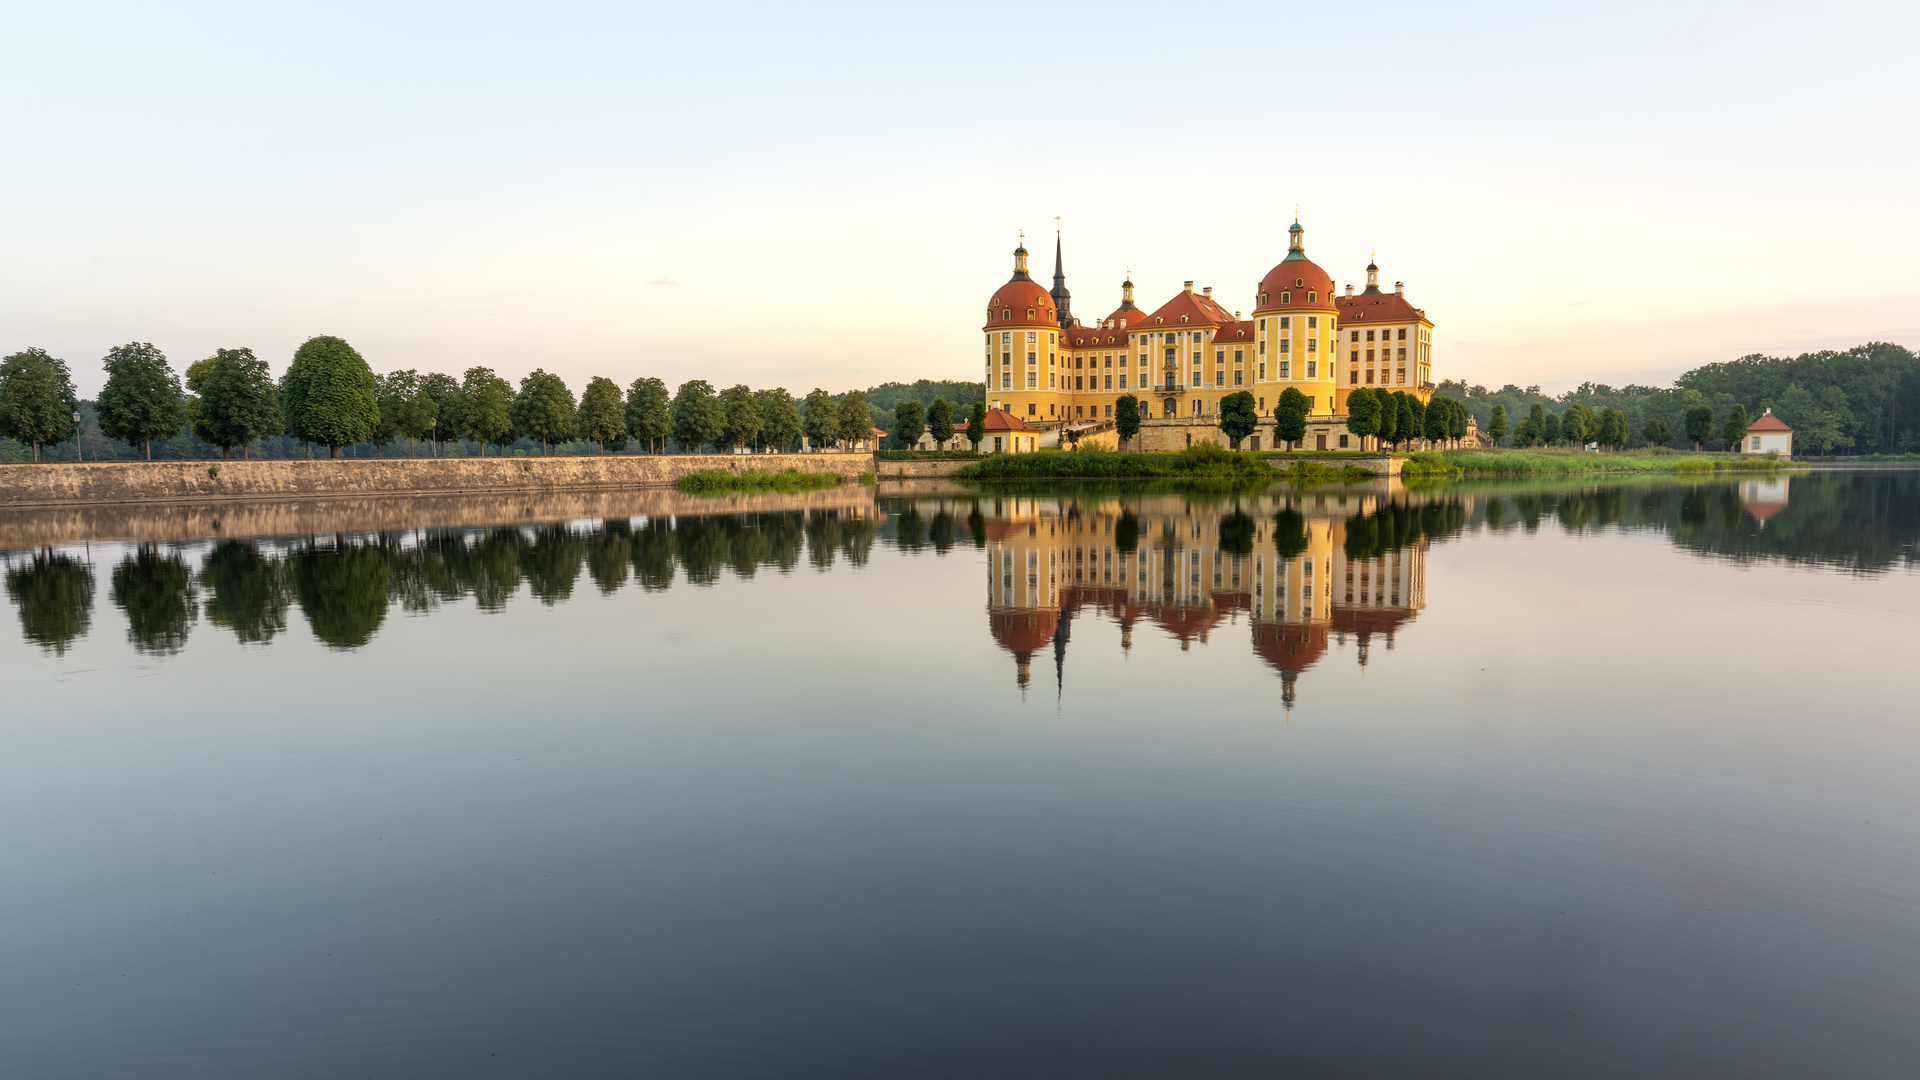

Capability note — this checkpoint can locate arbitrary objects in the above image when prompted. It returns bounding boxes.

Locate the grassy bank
[952,444,1373,483]
[954,444,1270,480]
[1414,448,1806,477]
[675,468,845,493]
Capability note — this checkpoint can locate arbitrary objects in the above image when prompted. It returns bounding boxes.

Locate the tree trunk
[331,444,340,459]
[144,439,152,461]
[223,446,232,460]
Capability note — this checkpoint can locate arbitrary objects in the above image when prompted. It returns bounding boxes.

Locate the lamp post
[73,411,82,462]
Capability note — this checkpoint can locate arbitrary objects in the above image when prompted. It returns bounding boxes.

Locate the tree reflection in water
[6,474,1913,659]
[110,545,196,655]
[5,550,94,655]
[200,541,290,644]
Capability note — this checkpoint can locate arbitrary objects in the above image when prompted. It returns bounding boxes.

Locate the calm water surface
[3,472,1918,1078]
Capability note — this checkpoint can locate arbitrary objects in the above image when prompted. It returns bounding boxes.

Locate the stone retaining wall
[0,453,876,509]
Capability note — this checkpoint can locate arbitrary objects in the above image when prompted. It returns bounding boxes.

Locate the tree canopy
[926,398,955,450]
[510,369,577,454]
[756,388,802,452]
[97,342,186,460]
[282,336,378,457]
[1114,394,1142,448]
[191,348,280,458]
[892,399,926,448]
[0,348,79,460]
[801,388,839,450]
[718,384,762,451]
[671,379,724,453]
[459,367,514,454]
[1274,387,1308,449]
[1345,387,1380,441]
[626,377,671,454]
[577,376,627,453]
[1217,391,1258,448]
[838,389,873,450]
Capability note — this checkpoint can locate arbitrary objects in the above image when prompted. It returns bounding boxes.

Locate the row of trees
[0,338,961,461]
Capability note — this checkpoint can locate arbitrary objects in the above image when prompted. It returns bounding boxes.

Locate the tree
[892,399,926,449]
[375,369,437,456]
[1542,410,1562,446]
[1597,407,1629,450]
[1424,395,1450,443]
[1775,383,1854,455]
[671,379,724,453]
[1561,402,1594,448]
[1514,402,1546,447]
[193,347,280,458]
[1114,394,1142,449]
[1395,392,1416,450]
[511,369,577,455]
[459,366,513,456]
[1345,387,1380,444]
[97,342,185,460]
[0,348,78,461]
[926,398,955,450]
[290,541,389,649]
[1374,389,1398,447]
[626,377,671,454]
[1642,416,1672,446]
[1217,390,1258,448]
[1722,402,1749,450]
[577,376,627,453]
[838,389,873,451]
[1273,387,1308,449]
[1488,403,1508,446]
[715,383,762,452]
[1684,404,1714,450]
[757,387,802,452]
[282,336,378,458]
[199,540,290,643]
[1405,393,1427,447]
[801,388,840,451]
[419,372,461,456]
[966,401,987,450]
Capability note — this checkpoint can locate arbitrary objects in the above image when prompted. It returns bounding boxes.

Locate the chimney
[1203,286,1212,298]
[1345,284,1355,296]
[1395,281,1404,296]
[1183,280,1193,292]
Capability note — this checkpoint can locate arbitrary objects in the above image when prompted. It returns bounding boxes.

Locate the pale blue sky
[4,1,1915,397]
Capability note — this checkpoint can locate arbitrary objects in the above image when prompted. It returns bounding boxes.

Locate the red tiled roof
[982,407,1038,432]
[1067,326,1131,348]
[1143,288,1236,328]
[989,608,1058,657]
[1255,257,1335,314]
[1748,412,1792,432]
[1104,304,1147,328]
[1335,291,1427,325]
[1212,319,1254,343]
[984,279,1058,331]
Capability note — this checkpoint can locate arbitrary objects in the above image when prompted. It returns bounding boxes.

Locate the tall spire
[1049,221,1073,328]
[1364,252,1380,294]
[1285,218,1307,261]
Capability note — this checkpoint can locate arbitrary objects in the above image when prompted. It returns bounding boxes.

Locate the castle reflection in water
[958,490,1455,709]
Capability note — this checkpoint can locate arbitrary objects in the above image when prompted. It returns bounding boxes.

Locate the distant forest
[1442,342,1918,454]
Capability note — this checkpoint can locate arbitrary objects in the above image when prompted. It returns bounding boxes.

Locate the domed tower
[983,235,1067,421]
[1252,219,1340,426]
[1105,274,1145,327]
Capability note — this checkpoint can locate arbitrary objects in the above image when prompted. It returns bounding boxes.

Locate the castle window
[1216,350,1225,363]
[1367,330,1375,341]
[1027,309,1034,318]
[1276,362,1286,379]
[1234,349,1243,364]
[1351,330,1359,342]
[1350,350,1358,362]
[1307,292,1316,303]
[1280,317,1290,330]
[1281,292,1290,304]
[1260,293,1268,305]
[1234,369,1243,386]
[1002,332,1011,343]
[1280,340,1290,353]
[1295,277,1304,288]
[1398,328,1408,340]
[1308,317,1318,329]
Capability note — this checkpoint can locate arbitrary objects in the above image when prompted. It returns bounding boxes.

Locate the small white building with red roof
[980,407,1040,454]
[1741,409,1793,455]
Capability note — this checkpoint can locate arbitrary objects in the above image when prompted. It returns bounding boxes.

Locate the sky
[3,0,1917,399]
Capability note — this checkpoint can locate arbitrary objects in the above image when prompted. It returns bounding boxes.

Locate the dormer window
[1027,309,1035,318]
[1307,292,1316,303]
[1181,316,1189,324]
[1281,292,1291,304]
[1295,278,1304,288]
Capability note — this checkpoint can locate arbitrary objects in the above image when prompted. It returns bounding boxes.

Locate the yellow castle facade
[982,222,1436,448]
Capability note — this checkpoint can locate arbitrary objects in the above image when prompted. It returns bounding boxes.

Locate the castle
[982,221,1437,450]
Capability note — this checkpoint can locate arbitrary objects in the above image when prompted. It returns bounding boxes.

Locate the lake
[3,471,1918,1078]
